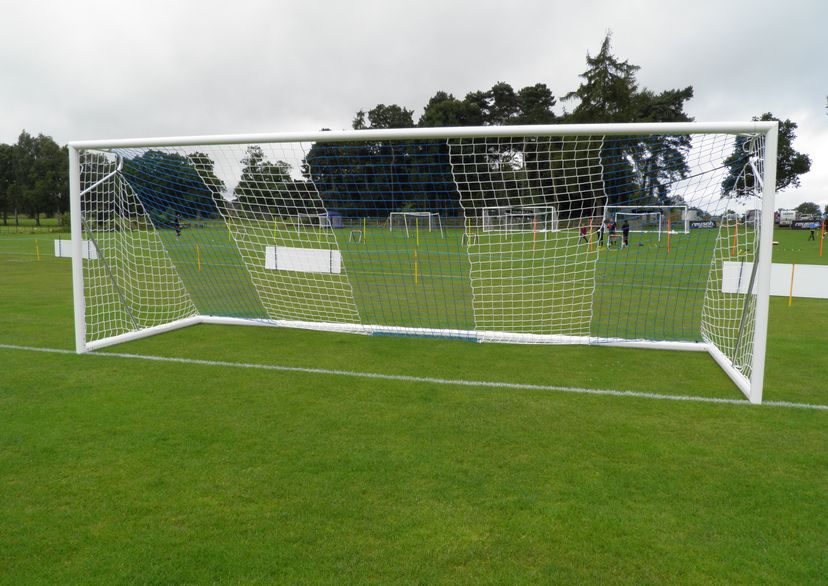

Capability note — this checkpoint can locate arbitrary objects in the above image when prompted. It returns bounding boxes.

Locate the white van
[779,210,797,226]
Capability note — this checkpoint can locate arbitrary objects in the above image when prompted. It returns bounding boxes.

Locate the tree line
[0,131,68,226]
[302,33,811,220]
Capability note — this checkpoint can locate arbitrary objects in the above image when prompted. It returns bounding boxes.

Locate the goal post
[68,121,777,403]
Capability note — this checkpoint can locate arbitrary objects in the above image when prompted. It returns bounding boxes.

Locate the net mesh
[76,129,765,381]
[80,152,197,342]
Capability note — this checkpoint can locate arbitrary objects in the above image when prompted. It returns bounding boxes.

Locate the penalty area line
[1,342,827,411]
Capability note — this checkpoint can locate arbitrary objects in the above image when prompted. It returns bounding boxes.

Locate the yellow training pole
[533,217,537,251]
[788,264,796,307]
[413,249,419,285]
[820,220,825,257]
[416,218,420,246]
[363,217,367,243]
[667,217,671,255]
[196,244,201,271]
[731,221,738,256]
[34,239,40,261]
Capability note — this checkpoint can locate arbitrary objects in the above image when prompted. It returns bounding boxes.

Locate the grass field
[0,215,68,234]
[107,217,749,345]
[1,227,827,583]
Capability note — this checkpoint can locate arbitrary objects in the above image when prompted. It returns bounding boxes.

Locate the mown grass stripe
[2,343,826,411]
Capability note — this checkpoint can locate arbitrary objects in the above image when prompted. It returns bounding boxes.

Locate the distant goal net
[69,122,777,403]
[605,205,688,242]
[481,205,558,237]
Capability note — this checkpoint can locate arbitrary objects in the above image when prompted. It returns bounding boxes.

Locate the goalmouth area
[69,122,777,403]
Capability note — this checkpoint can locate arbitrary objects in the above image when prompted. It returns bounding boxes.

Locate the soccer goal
[388,211,444,238]
[294,212,331,235]
[68,122,777,403]
[482,205,558,237]
[606,205,688,242]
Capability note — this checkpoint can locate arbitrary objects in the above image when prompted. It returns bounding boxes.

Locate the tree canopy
[721,113,812,196]
[795,201,820,217]
[122,149,223,224]
[0,131,68,225]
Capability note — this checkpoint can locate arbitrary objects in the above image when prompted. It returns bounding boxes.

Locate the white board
[264,246,342,274]
[54,239,98,260]
[722,261,828,299]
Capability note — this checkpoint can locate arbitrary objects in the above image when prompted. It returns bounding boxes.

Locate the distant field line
[1,343,826,411]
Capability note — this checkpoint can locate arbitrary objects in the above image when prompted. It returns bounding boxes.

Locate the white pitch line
[1,343,827,411]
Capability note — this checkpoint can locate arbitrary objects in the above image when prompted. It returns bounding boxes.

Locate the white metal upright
[68,146,86,354]
[747,122,778,404]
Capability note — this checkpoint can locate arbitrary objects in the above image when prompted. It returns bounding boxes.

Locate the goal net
[69,122,777,403]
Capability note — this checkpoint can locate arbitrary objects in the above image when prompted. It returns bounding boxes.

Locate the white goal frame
[482,205,559,236]
[388,211,444,238]
[295,212,331,235]
[69,122,778,404]
[606,205,689,242]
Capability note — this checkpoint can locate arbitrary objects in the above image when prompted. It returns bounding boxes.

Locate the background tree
[794,202,820,217]
[418,91,483,127]
[187,151,226,201]
[9,131,67,226]
[122,150,221,224]
[234,146,296,217]
[563,33,694,206]
[721,113,811,195]
[461,82,557,126]
[353,104,415,130]
[0,143,13,225]
[563,33,640,123]
[514,84,557,124]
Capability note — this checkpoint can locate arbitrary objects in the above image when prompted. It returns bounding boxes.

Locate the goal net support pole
[68,121,778,404]
[745,127,777,404]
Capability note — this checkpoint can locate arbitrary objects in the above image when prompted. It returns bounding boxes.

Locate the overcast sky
[2,0,825,208]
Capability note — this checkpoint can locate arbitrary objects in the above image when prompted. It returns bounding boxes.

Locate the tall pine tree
[564,33,694,206]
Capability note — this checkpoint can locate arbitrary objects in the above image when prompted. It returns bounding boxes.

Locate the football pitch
[1,229,826,583]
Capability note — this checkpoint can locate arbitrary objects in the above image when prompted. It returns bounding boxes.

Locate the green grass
[0,214,68,234]
[108,220,746,345]
[1,230,827,584]
[771,225,828,265]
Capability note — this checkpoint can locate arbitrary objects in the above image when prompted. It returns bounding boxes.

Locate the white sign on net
[722,261,828,299]
[54,239,98,260]
[264,246,342,274]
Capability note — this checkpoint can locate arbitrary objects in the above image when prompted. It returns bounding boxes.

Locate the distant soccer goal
[294,212,331,235]
[388,211,444,238]
[69,122,778,404]
[605,205,688,242]
[482,205,558,237]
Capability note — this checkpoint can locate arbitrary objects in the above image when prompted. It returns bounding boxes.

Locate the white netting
[450,136,604,339]
[80,152,198,343]
[74,127,768,393]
